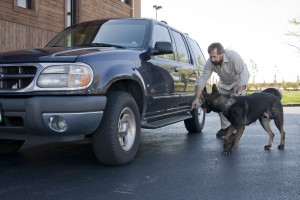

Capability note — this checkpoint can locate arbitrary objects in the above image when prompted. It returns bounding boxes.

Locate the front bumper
[0,96,106,140]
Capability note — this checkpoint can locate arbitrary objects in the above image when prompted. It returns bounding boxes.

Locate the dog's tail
[262,88,282,100]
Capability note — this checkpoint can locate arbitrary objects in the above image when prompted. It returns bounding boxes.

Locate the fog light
[48,115,68,132]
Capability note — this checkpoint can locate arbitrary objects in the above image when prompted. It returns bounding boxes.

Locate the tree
[285,18,300,54]
[249,59,258,83]
[297,75,300,90]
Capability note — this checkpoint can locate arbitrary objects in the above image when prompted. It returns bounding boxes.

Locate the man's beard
[211,58,223,66]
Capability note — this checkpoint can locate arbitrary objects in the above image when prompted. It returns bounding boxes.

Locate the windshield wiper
[90,43,126,49]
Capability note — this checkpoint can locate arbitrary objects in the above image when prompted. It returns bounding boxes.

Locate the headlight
[37,64,93,89]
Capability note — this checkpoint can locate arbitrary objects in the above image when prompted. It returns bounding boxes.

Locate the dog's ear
[201,87,208,111]
[212,84,219,94]
[202,87,207,95]
[202,87,209,99]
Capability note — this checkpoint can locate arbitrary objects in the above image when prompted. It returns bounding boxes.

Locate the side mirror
[152,41,173,55]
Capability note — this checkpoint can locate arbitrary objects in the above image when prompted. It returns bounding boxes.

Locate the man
[192,42,250,138]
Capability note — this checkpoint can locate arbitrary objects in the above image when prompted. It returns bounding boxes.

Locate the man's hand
[236,85,246,96]
[191,85,202,110]
[191,98,199,110]
[237,85,246,92]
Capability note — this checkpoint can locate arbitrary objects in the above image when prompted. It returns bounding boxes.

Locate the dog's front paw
[264,145,272,150]
[222,149,232,155]
[278,144,284,150]
[223,140,233,149]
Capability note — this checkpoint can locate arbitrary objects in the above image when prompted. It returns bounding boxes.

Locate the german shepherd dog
[202,84,285,155]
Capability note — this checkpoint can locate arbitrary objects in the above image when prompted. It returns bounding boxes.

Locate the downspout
[132,0,135,17]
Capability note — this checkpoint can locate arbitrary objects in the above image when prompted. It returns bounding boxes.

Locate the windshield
[46,19,149,49]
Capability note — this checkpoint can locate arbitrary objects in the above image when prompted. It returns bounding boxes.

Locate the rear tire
[0,139,25,155]
[92,91,140,165]
[184,95,206,133]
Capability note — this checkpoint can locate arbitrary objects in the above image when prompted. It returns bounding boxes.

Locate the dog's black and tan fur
[203,84,285,155]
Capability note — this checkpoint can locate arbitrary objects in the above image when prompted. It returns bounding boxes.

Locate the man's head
[208,42,225,66]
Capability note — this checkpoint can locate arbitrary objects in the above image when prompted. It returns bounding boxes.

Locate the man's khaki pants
[218,86,246,129]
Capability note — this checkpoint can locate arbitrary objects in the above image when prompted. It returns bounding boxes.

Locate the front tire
[0,139,25,155]
[184,95,206,133]
[92,91,140,165]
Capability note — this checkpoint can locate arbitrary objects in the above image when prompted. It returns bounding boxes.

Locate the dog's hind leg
[273,109,285,150]
[259,115,274,150]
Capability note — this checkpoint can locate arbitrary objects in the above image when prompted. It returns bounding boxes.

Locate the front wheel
[92,91,140,165]
[0,139,25,155]
[184,95,206,133]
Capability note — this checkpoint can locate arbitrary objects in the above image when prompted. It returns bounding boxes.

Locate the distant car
[0,18,206,165]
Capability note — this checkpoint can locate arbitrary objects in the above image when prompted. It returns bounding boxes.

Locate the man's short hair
[208,42,225,54]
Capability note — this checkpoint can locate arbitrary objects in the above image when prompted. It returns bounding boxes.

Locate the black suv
[0,18,206,165]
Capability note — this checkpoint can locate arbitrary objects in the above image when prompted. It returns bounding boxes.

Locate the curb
[283,104,300,107]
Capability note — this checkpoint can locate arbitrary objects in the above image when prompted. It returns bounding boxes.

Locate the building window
[14,0,37,16]
[17,0,33,9]
[120,0,129,4]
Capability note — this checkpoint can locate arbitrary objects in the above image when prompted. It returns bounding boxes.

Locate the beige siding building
[0,0,141,53]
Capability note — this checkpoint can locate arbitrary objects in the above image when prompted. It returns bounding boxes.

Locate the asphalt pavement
[0,107,299,200]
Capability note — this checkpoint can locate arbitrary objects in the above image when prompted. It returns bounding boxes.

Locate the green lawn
[247,90,300,105]
[281,90,300,104]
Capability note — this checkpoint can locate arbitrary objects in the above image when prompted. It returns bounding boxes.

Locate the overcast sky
[141,0,300,83]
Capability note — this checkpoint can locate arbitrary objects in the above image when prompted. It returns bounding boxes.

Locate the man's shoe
[216,126,230,138]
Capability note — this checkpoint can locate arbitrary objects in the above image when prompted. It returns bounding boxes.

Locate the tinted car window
[152,24,175,60]
[171,30,191,64]
[93,23,146,48]
[187,38,206,67]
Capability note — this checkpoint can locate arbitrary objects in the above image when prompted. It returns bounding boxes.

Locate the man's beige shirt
[196,49,250,91]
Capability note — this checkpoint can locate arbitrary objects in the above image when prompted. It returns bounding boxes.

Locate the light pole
[153,5,162,20]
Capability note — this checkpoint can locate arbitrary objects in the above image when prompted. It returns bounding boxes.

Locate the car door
[143,23,182,122]
[179,36,206,108]
[170,30,199,110]
[170,30,196,92]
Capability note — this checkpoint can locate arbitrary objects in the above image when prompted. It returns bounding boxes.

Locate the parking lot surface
[0,107,299,200]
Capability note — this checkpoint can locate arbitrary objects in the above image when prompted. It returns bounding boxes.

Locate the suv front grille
[0,66,37,90]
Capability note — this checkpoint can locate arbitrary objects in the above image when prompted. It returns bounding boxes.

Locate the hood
[0,47,111,63]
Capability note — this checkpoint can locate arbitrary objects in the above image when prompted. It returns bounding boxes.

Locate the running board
[142,113,192,129]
